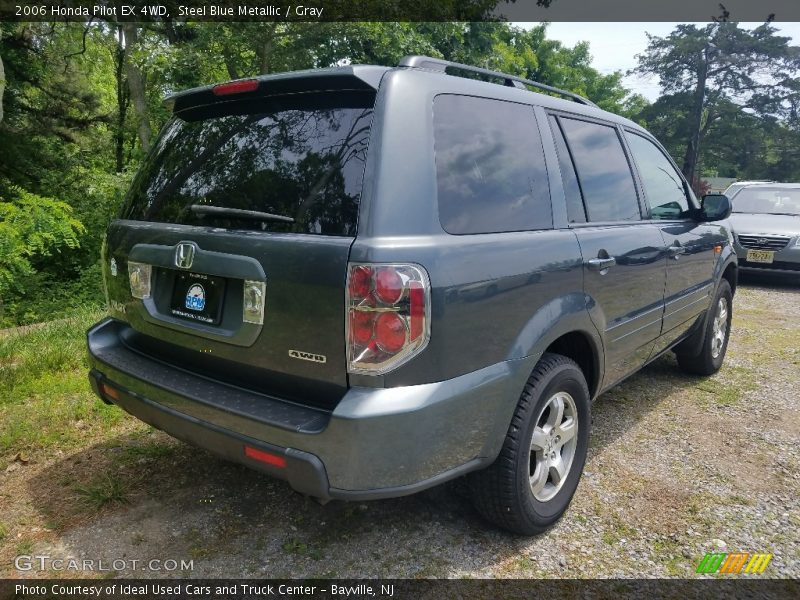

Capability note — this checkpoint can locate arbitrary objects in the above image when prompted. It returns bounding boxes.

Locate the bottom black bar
[1,579,798,600]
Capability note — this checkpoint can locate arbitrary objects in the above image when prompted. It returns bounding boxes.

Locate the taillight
[346,263,430,374]
[128,262,152,299]
[212,79,259,96]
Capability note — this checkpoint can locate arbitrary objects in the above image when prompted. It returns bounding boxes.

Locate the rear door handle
[668,245,686,259]
[586,257,616,271]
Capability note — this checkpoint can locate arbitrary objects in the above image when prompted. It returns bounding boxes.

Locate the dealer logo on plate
[185,284,206,311]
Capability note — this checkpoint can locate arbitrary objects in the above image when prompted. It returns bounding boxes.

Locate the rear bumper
[87,318,534,500]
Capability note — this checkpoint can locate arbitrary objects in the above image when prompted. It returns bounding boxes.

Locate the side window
[548,115,586,223]
[559,117,641,222]
[433,95,552,234]
[625,132,691,219]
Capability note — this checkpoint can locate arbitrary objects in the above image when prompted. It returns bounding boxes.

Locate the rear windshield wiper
[190,204,295,223]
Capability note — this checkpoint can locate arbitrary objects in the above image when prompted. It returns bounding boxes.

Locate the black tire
[676,280,733,376]
[468,353,591,535]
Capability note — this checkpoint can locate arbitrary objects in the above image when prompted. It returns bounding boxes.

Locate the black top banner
[0,0,799,22]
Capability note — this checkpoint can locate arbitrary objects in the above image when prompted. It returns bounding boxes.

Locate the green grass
[0,523,7,542]
[74,474,129,509]
[281,538,324,560]
[117,440,178,464]
[694,366,757,407]
[0,307,122,459]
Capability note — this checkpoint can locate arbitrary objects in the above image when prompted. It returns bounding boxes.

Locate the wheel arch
[508,293,605,400]
[543,331,602,400]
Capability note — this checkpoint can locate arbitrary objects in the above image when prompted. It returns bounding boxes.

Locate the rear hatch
[103,69,383,409]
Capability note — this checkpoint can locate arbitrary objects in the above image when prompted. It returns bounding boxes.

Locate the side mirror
[699,194,732,221]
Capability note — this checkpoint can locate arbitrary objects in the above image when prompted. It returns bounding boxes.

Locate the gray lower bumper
[87,318,535,499]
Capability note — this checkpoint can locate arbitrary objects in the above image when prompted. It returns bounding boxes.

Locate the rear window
[731,187,800,215]
[433,95,552,234]
[121,92,375,236]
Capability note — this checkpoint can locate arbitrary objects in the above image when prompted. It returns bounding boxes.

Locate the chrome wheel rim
[711,297,729,359]
[529,391,578,502]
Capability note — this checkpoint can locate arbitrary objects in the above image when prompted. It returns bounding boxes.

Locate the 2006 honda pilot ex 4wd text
[87,56,737,535]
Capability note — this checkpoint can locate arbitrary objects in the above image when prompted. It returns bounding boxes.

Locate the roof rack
[398,55,598,108]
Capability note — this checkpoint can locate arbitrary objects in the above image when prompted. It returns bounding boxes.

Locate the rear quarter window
[433,95,552,234]
[558,117,640,223]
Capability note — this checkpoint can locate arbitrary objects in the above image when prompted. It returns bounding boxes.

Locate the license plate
[746,250,775,264]
[170,272,226,325]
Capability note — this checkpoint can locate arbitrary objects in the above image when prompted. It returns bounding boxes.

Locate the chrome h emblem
[175,242,196,270]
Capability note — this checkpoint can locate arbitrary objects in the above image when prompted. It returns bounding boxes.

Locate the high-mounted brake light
[212,79,259,96]
[346,263,430,374]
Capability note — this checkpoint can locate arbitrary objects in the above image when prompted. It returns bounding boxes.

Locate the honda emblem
[175,242,196,270]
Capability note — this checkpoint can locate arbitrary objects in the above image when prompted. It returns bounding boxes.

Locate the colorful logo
[185,284,206,311]
[696,552,773,574]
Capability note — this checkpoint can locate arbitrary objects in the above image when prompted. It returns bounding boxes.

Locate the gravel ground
[2,274,799,579]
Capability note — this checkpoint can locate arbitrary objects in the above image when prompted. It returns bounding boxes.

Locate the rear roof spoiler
[164,65,389,114]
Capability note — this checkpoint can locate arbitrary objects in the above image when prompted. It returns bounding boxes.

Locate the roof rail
[398,55,598,108]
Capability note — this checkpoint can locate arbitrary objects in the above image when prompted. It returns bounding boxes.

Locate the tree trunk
[256,24,277,75]
[0,47,5,126]
[681,48,709,184]
[122,23,152,153]
[113,26,129,173]
[222,46,240,80]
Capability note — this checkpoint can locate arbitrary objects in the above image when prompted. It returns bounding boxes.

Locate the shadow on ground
[20,349,706,577]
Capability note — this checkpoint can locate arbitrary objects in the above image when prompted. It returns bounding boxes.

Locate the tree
[634,20,800,184]
[0,34,5,125]
[0,187,84,317]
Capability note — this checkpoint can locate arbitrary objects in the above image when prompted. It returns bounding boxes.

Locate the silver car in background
[727,183,800,278]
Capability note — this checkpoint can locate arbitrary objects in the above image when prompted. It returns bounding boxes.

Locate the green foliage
[0,186,84,304]
[633,21,800,180]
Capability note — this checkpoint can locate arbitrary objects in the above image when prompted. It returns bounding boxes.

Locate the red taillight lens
[409,281,424,341]
[375,267,404,304]
[346,263,430,374]
[349,309,374,345]
[348,265,373,300]
[244,446,286,468]
[374,312,407,353]
[212,79,259,96]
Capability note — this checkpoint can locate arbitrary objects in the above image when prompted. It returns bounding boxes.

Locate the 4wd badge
[288,350,327,364]
[185,284,206,311]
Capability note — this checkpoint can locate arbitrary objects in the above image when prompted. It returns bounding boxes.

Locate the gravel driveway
[2,275,799,579]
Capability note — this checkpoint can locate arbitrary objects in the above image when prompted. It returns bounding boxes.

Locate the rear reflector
[212,79,259,96]
[244,446,286,468]
[100,383,119,401]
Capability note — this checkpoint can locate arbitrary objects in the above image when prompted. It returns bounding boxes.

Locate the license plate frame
[746,249,775,264]
[170,272,227,325]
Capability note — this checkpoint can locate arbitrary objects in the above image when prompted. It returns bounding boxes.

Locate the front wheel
[469,353,591,535]
[676,279,732,376]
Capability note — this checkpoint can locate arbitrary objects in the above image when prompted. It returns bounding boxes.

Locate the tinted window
[560,118,640,222]
[433,95,551,234]
[121,93,374,236]
[548,115,586,223]
[626,133,690,219]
